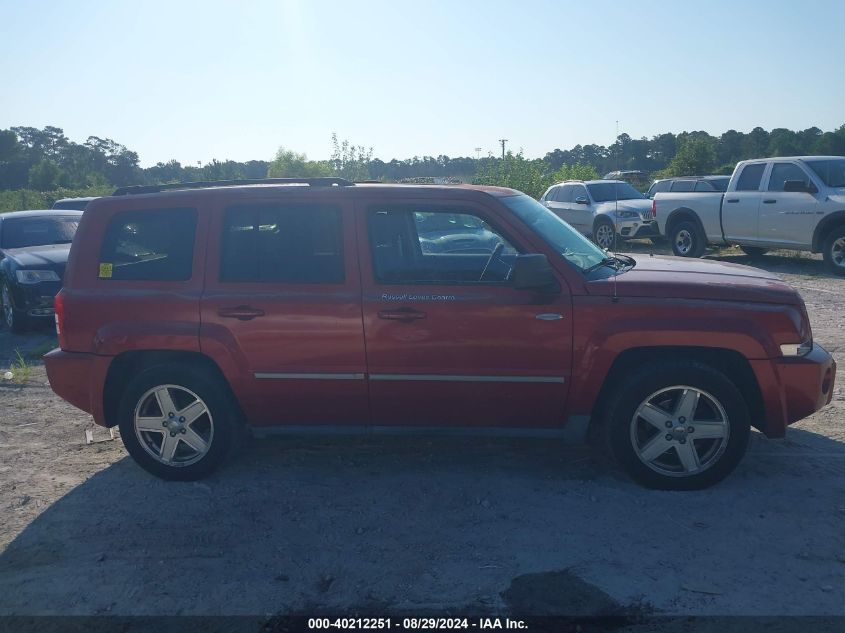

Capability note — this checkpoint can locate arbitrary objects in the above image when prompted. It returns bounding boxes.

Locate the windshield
[586,182,644,202]
[500,194,607,271]
[1,216,80,249]
[806,159,845,188]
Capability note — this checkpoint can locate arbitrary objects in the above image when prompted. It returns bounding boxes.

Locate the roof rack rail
[112,177,355,196]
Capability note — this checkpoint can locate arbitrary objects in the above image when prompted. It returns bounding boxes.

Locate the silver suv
[540,180,657,249]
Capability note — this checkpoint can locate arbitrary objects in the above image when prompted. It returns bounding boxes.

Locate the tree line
[1,124,844,206]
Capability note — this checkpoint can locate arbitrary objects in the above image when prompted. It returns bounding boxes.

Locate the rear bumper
[44,349,111,426]
[751,343,836,438]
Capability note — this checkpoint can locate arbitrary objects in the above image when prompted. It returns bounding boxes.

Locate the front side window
[368,206,518,284]
[586,182,644,202]
[768,163,812,191]
[220,203,344,283]
[694,181,715,192]
[99,209,196,281]
[1,215,80,249]
[735,164,766,191]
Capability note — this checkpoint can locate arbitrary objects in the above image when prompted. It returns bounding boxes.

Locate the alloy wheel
[630,385,730,477]
[133,384,214,467]
[596,224,614,250]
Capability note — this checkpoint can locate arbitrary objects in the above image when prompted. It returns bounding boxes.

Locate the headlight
[615,210,638,219]
[15,269,60,284]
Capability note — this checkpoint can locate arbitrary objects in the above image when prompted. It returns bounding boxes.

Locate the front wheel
[822,227,845,276]
[602,361,750,490]
[117,364,239,480]
[593,218,616,250]
[1,284,28,333]
[669,221,706,258]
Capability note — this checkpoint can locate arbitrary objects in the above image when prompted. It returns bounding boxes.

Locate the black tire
[740,245,768,258]
[117,363,240,481]
[600,360,750,490]
[1,283,28,333]
[669,220,706,258]
[822,226,845,276]
[593,217,616,250]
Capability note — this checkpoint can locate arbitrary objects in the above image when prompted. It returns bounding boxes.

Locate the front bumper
[9,280,61,318]
[751,343,836,438]
[617,219,658,239]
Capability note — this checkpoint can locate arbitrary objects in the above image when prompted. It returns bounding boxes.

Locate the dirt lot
[0,245,843,623]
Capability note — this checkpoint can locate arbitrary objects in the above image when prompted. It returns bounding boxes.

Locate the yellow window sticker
[99,263,113,278]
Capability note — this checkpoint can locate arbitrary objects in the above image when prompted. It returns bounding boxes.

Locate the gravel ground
[0,246,843,623]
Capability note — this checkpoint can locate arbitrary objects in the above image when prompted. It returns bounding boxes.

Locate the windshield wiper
[583,253,634,274]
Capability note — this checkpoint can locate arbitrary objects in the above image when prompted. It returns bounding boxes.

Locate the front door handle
[762,199,777,204]
[218,305,266,321]
[535,313,564,321]
[378,307,427,323]
[725,198,739,203]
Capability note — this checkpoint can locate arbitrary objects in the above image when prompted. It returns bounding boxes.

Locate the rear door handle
[726,198,739,203]
[535,313,564,321]
[218,305,266,320]
[378,307,427,322]
[762,199,777,204]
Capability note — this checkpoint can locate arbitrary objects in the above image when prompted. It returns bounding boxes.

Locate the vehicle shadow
[2,427,845,617]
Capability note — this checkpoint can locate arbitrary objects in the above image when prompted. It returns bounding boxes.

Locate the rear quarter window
[98,208,197,281]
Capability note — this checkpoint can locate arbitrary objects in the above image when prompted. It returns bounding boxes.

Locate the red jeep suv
[44,178,836,489]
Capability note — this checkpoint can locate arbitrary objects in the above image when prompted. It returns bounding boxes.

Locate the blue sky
[1,0,843,166]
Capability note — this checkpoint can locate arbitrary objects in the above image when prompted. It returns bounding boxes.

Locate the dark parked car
[52,196,98,210]
[0,210,82,332]
[647,176,730,198]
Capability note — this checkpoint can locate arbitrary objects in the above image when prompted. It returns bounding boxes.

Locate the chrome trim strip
[369,374,565,384]
[255,372,365,380]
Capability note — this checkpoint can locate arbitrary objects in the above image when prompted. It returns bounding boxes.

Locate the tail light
[651,199,657,219]
[54,290,67,349]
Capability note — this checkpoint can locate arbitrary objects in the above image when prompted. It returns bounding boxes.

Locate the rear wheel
[822,226,845,276]
[602,361,750,490]
[1,284,28,333]
[117,363,239,480]
[740,245,768,258]
[593,217,616,250]
[669,220,706,258]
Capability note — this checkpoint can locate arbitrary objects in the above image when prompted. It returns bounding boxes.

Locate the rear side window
[99,208,196,281]
[735,164,766,191]
[220,203,344,283]
[694,181,715,192]
[670,180,695,192]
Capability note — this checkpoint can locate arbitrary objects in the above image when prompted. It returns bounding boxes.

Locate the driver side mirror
[783,180,818,194]
[574,196,590,205]
[511,254,560,293]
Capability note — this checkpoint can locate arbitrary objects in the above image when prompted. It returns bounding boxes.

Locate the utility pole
[498,139,508,160]
[474,147,482,160]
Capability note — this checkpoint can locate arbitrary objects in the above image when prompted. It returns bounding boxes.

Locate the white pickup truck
[653,156,845,275]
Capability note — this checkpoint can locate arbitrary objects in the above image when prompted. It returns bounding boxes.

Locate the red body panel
[43,184,836,440]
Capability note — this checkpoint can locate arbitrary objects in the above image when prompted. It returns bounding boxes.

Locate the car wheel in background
[593,217,616,250]
[669,221,706,258]
[117,363,240,480]
[602,360,750,490]
[1,284,28,333]
[739,245,768,258]
[822,226,845,276]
